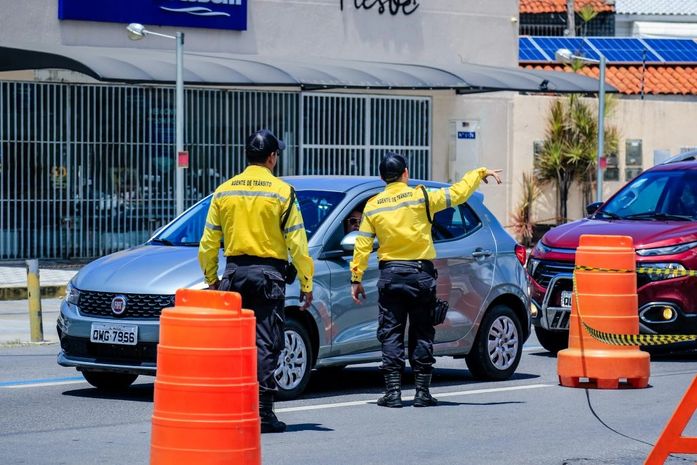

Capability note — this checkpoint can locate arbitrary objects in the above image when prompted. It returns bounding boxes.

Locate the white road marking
[276,383,552,413]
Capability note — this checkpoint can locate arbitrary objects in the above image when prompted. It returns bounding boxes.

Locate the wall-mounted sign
[340,0,419,16]
[58,0,247,31]
[457,131,476,139]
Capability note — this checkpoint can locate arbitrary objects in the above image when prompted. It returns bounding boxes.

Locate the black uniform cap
[246,129,286,160]
[379,152,408,183]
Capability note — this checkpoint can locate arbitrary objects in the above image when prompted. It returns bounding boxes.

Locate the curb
[0,285,67,301]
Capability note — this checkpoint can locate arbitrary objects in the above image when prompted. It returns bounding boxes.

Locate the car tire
[465,304,523,381]
[275,318,313,401]
[82,371,138,392]
[534,326,568,354]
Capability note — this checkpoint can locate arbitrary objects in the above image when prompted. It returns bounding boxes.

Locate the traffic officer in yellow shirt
[199,129,314,433]
[350,152,501,408]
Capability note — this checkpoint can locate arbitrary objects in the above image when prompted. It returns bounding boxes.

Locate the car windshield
[599,169,697,221]
[150,189,345,246]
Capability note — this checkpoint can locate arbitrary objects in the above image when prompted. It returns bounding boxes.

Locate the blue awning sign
[58,0,247,31]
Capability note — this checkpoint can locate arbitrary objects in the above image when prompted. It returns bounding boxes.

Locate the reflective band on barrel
[571,267,697,346]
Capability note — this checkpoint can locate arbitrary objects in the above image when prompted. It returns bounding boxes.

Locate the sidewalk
[0,298,61,344]
[0,265,78,301]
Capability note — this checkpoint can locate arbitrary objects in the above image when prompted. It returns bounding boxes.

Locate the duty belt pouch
[284,263,297,285]
[431,298,449,326]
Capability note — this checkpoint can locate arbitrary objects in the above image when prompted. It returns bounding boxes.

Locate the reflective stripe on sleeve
[284,223,305,234]
[445,189,451,209]
[214,190,288,203]
[205,222,222,231]
[356,231,375,238]
[364,198,426,217]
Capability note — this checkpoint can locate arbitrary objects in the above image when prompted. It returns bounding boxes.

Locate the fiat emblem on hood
[111,295,128,316]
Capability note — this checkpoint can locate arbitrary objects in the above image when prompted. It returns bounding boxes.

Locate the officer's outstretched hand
[351,283,366,304]
[483,169,503,184]
[300,291,313,311]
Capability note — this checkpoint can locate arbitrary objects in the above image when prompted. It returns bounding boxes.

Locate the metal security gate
[300,93,431,178]
[0,83,431,260]
[0,82,297,259]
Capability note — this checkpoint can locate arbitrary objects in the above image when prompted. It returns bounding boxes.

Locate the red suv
[528,152,697,353]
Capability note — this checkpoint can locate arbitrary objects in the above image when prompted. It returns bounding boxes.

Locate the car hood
[542,218,697,250]
[73,245,209,294]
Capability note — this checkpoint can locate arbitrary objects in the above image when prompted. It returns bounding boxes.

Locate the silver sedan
[57,176,530,399]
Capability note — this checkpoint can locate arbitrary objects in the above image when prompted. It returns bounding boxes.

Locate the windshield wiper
[623,212,693,221]
[149,238,175,246]
[594,210,622,220]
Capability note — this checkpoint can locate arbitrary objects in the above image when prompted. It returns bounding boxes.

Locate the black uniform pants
[376,261,437,375]
[219,257,286,394]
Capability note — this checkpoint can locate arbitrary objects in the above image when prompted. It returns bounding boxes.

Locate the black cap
[245,129,286,160]
[379,152,407,183]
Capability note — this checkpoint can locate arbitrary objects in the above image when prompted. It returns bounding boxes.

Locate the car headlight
[639,262,687,281]
[637,241,697,257]
[66,281,80,305]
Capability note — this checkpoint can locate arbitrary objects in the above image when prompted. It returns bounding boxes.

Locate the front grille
[532,260,575,287]
[60,335,157,364]
[78,291,174,319]
[533,259,647,289]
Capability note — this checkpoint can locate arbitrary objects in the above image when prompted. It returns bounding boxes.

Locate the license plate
[90,323,138,346]
[561,291,573,308]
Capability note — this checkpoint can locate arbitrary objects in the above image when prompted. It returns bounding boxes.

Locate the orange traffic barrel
[150,289,260,465]
[558,234,650,389]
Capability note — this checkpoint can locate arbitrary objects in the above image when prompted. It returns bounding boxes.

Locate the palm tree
[535,95,619,223]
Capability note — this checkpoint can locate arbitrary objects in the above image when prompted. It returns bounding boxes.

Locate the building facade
[0,0,525,259]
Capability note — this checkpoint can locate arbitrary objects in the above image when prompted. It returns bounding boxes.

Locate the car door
[322,191,382,356]
[431,203,496,343]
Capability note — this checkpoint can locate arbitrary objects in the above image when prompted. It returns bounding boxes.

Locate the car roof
[648,160,697,172]
[661,150,697,165]
[283,176,461,193]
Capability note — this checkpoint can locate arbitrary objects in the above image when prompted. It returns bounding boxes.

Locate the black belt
[379,260,435,274]
[227,255,287,272]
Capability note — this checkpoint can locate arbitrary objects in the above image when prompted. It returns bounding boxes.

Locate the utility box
[449,120,481,182]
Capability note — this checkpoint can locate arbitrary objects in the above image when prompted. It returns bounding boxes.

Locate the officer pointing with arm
[350,152,501,408]
[199,129,314,433]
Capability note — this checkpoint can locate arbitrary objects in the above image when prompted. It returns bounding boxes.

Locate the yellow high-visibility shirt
[350,167,488,283]
[198,165,314,292]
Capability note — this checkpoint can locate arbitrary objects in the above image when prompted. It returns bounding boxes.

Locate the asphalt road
[2,337,697,465]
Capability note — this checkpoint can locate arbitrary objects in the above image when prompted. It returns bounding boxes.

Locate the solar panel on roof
[519,37,549,62]
[532,37,601,62]
[587,38,660,62]
[643,38,697,63]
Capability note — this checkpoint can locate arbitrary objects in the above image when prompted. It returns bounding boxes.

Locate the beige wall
[420,92,697,234]
[0,0,518,67]
[508,95,697,232]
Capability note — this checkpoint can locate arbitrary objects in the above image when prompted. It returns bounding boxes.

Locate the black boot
[259,392,286,433]
[413,373,438,407]
[377,371,403,408]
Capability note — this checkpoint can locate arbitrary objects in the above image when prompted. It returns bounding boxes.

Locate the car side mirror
[340,231,378,253]
[586,202,602,216]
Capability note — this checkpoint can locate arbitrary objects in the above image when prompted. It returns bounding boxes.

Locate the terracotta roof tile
[523,64,697,95]
[520,0,615,14]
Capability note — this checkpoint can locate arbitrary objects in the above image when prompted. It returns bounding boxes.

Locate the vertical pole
[175,32,185,215]
[26,259,44,342]
[566,0,576,36]
[596,54,606,203]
